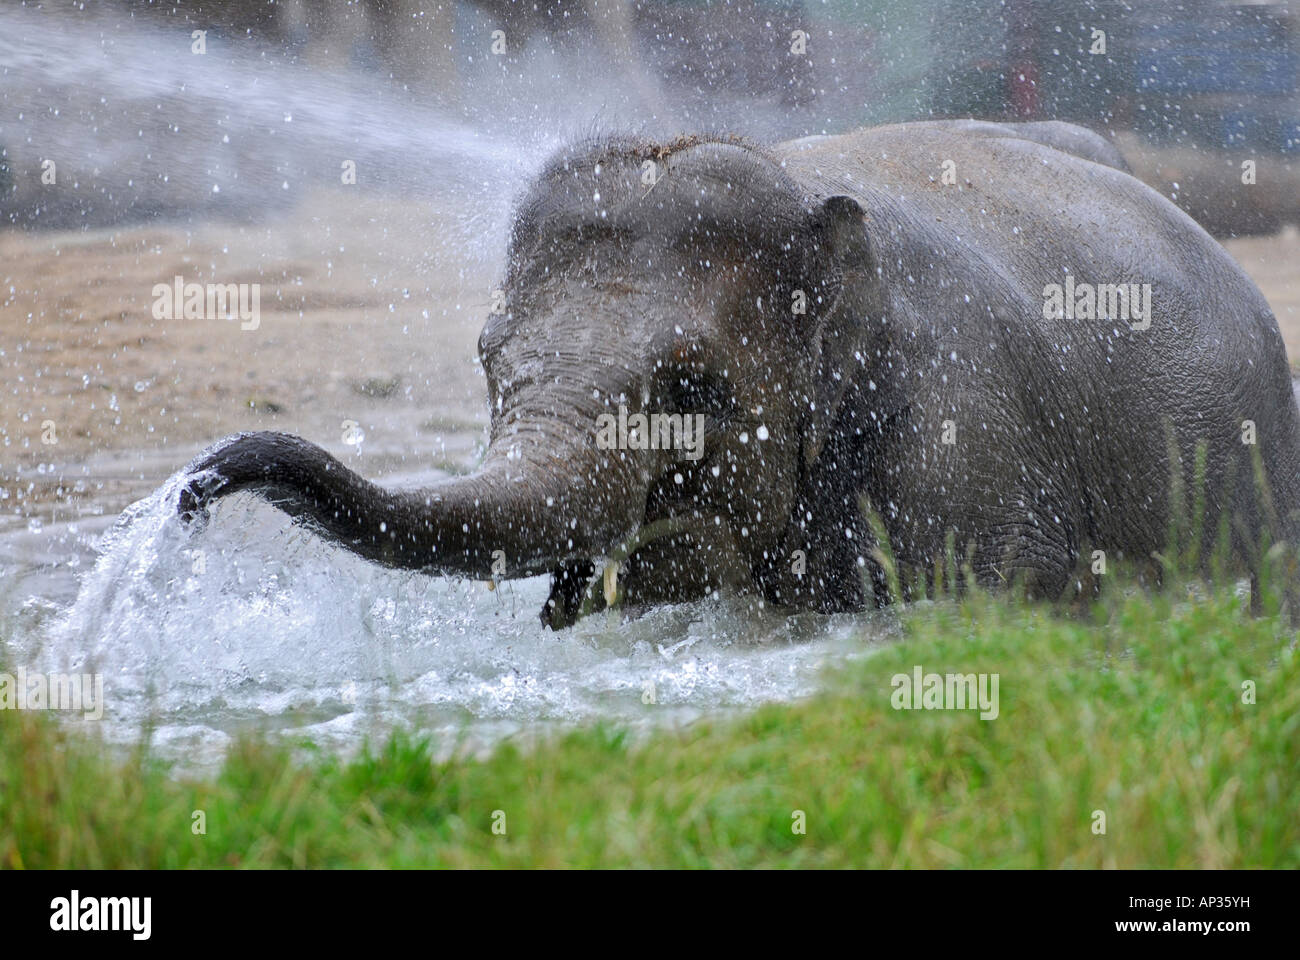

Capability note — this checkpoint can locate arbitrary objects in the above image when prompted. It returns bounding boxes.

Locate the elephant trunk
[177,429,646,579]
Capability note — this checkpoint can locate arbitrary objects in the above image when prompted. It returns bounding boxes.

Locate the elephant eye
[658,365,734,419]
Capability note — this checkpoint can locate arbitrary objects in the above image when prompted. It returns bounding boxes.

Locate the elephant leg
[620,525,751,607]
[541,560,597,629]
[976,501,1078,602]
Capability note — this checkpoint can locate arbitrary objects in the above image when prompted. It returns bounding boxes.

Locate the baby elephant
[179,120,1300,626]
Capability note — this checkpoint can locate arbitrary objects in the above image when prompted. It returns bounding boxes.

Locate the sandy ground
[1223,228,1300,356]
[3,191,1300,521]
[0,188,500,521]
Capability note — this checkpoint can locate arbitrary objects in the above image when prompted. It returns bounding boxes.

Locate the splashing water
[0,4,569,236]
[1,464,889,768]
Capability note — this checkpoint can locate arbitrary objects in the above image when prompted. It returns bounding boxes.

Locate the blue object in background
[1282,120,1300,154]
[1222,110,1266,148]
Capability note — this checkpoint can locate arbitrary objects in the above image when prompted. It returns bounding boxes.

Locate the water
[0,461,890,769]
[0,4,564,232]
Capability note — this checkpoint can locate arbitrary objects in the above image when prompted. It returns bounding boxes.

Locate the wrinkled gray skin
[179,119,1300,627]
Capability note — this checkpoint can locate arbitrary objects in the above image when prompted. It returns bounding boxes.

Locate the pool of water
[0,457,893,769]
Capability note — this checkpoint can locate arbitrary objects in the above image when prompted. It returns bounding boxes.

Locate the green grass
[2,583,1297,868]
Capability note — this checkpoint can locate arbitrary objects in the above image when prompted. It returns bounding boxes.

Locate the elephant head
[178,134,885,625]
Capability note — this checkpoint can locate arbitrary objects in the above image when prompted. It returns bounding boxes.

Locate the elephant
[177,118,1300,627]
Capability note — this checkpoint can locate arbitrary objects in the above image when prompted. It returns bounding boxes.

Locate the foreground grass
[2,585,1297,868]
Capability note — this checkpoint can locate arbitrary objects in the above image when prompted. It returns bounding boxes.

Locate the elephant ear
[800,194,879,470]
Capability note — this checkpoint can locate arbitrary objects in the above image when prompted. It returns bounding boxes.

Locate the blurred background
[3,0,1298,234]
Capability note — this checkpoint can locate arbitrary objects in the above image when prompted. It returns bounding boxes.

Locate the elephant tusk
[576,515,701,620]
[602,561,621,606]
